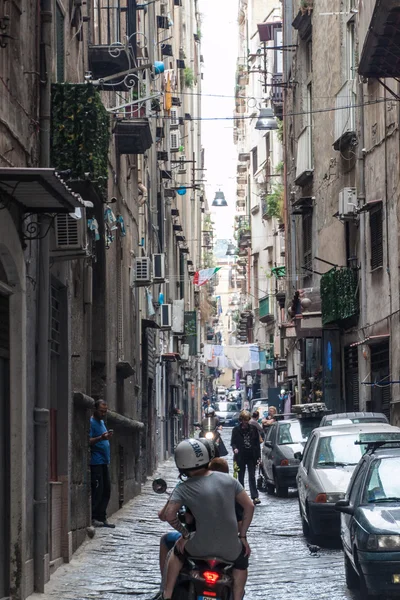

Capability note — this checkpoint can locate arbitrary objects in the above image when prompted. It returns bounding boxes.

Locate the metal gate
[344,345,359,411]
[0,293,10,600]
[370,341,390,418]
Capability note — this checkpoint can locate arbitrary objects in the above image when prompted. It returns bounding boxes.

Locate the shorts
[162,531,182,550]
[174,542,249,571]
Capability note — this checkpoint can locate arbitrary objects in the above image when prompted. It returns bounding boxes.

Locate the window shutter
[344,345,359,410]
[303,213,312,272]
[56,5,65,83]
[370,207,383,269]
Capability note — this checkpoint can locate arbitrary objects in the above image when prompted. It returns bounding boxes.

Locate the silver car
[319,411,389,427]
[297,423,400,541]
[214,401,240,426]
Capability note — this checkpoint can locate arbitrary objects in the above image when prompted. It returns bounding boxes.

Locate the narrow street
[30,430,360,600]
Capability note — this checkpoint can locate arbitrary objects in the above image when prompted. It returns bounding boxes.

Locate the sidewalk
[29,459,177,600]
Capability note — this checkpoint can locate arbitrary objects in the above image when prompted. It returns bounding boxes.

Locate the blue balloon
[177,187,187,196]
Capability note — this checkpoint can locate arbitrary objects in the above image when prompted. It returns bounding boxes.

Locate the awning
[350,334,390,348]
[358,199,383,213]
[161,352,181,362]
[257,21,282,42]
[0,168,84,212]
[359,0,400,78]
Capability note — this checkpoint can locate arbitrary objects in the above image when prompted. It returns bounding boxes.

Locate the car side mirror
[335,499,354,515]
[294,451,303,461]
[264,440,272,448]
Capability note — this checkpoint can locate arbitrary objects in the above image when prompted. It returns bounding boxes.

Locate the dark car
[320,411,389,427]
[261,419,317,497]
[336,440,400,598]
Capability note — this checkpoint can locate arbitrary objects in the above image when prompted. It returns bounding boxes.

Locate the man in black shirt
[231,410,261,505]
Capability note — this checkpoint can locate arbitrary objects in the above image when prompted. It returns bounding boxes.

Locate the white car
[297,423,400,541]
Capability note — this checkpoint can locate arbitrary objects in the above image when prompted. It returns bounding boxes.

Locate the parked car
[297,423,400,541]
[261,418,318,497]
[251,397,268,412]
[336,440,400,598]
[320,411,389,427]
[214,401,240,426]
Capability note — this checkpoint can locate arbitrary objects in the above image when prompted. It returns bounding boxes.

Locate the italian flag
[193,267,221,286]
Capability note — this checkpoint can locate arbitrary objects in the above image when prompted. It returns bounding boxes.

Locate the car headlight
[367,535,400,551]
[205,432,215,440]
[315,492,345,503]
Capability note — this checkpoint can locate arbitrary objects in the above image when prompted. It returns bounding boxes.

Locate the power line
[143,96,390,122]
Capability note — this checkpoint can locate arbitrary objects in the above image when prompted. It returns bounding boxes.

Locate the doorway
[0,292,10,600]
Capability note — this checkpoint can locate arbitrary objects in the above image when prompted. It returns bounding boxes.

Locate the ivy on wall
[321,268,359,327]
[51,83,110,198]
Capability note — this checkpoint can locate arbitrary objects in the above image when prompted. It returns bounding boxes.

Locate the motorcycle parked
[153,478,234,600]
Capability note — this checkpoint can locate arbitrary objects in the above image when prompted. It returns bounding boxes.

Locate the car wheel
[266,481,275,495]
[274,472,288,497]
[355,551,377,599]
[344,554,359,590]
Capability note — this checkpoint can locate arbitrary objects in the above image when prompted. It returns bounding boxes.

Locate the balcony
[114,119,153,154]
[88,0,139,91]
[359,0,400,78]
[320,267,359,328]
[295,127,313,186]
[259,296,274,324]
[271,74,284,117]
[333,80,356,151]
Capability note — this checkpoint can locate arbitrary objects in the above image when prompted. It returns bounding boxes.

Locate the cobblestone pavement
[30,429,366,600]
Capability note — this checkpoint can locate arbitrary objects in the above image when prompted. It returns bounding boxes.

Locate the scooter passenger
[156,438,255,600]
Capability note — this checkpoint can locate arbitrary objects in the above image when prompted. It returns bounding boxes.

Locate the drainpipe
[357,78,368,411]
[34,0,52,591]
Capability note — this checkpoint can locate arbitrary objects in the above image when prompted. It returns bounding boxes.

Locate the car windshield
[277,422,310,445]
[364,457,400,503]
[215,402,238,412]
[315,432,400,468]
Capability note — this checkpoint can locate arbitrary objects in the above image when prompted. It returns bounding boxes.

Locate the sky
[199,0,238,241]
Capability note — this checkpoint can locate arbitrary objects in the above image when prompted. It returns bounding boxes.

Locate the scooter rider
[157,438,255,600]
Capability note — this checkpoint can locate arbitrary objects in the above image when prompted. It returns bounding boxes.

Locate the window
[302,435,316,472]
[306,41,313,74]
[370,206,383,269]
[346,21,356,81]
[55,4,65,83]
[252,147,258,175]
[302,212,312,273]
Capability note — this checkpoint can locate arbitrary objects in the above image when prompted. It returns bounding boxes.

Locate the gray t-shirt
[170,471,244,561]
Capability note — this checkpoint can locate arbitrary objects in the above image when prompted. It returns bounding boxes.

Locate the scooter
[153,478,234,600]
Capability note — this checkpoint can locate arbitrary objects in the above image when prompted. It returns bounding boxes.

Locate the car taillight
[203,593,217,598]
[203,571,220,585]
[280,459,289,466]
[315,493,327,503]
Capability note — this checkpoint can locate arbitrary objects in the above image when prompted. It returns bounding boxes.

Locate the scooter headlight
[205,432,215,440]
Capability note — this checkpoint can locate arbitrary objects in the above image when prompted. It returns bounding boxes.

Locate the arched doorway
[0,258,10,600]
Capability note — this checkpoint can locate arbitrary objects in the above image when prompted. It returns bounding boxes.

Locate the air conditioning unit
[339,187,357,217]
[152,253,165,281]
[177,155,186,174]
[55,213,86,250]
[133,257,152,285]
[160,303,172,329]
[170,131,180,152]
[170,108,179,128]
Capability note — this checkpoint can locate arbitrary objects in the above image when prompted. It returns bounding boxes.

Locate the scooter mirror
[152,478,168,494]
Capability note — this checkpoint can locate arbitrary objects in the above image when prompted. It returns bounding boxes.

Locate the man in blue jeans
[90,400,115,528]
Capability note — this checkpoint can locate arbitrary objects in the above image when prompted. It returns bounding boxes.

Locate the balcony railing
[320,267,359,327]
[271,73,284,116]
[333,80,356,150]
[295,126,313,186]
[259,296,274,323]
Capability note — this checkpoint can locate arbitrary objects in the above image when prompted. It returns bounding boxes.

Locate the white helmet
[174,438,215,472]
[205,406,215,416]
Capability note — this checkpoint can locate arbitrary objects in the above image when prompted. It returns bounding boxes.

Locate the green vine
[321,268,359,327]
[275,160,284,174]
[265,183,284,219]
[184,67,196,88]
[276,118,284,142]
[51,83,110,198]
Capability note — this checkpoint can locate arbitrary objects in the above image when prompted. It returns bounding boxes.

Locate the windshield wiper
[318,461,356,467]
[373,497,400,503]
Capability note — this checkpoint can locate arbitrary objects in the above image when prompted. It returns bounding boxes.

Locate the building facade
[0,0,204,598]
[281,0,400,419]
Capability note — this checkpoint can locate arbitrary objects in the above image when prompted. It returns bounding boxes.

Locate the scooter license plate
[197,596,221,600]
